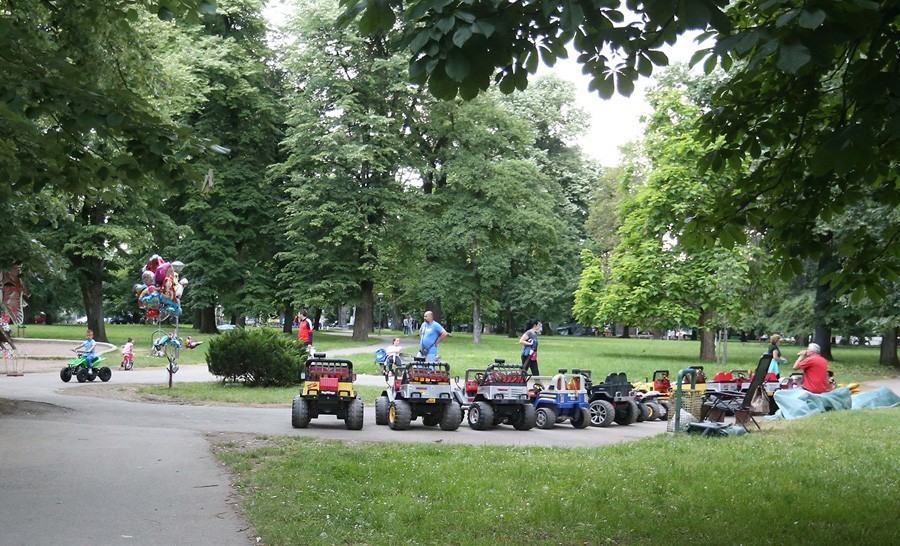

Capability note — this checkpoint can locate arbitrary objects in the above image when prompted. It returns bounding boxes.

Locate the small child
[75,329,97,373]
[121,337,134,369]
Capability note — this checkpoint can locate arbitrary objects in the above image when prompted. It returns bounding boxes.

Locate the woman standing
[767,334,787,377]
[519,319,542,375]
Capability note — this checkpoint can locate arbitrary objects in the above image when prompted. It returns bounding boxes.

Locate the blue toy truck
[530,368,591,429]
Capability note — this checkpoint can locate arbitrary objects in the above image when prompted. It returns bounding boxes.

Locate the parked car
[555,323,590,336]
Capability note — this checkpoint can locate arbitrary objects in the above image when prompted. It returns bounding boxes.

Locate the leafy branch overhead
[339,0,731,100]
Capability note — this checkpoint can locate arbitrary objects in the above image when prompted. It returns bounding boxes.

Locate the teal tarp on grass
[851,386,900,409]
[768,386,900,421]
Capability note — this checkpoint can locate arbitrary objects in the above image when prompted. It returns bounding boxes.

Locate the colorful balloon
[154,262,171,285]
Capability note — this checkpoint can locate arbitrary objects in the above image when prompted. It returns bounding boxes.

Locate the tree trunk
[198,307,217,334]
[472,294,482,344]
[427,298,442,324]
[698,309,716,361]
[352,280,373,341]
[79,266,107,343]
[621,325,631,338]
[880,326,899,369]
[282,303,294,334]
[812,243,837,360]
[236,315,246,328]
[505,309,516,337]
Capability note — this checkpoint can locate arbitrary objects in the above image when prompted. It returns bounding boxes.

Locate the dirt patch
[0,398,74,417]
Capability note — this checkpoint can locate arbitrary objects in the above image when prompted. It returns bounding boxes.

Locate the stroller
[375,348,404,375]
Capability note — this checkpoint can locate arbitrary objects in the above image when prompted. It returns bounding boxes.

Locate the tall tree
[341,0,898,302]
[161,0,286,333]
[575,81,753,361]
[0,0,214,269]
[685,0,899,300]
[276,0,420,341]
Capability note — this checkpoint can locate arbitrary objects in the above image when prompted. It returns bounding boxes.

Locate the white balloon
[179,278,189,286]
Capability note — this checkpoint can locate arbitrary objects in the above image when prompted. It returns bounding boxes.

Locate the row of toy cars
[290,353,667,431]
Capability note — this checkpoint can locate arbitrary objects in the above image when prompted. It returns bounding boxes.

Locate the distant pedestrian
[519,319,542,376]
[297,310,314,352]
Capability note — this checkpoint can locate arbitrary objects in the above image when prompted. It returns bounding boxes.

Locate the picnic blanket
[768,386,899,420]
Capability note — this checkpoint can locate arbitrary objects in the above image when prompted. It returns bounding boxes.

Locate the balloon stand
[135,254,187,389]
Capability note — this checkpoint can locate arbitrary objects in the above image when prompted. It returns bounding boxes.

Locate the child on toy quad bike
[74,329,98,375]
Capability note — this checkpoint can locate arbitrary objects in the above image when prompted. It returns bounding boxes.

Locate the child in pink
[121,337,134,369]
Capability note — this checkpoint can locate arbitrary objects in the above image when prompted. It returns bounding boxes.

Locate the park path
[2,335,897,545]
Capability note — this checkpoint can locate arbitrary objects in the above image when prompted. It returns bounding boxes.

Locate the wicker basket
[667,389,704,433]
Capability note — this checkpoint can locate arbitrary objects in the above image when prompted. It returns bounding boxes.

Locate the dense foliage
[206,328,305,386]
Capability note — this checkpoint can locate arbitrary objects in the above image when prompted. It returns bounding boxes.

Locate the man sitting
[792,343,831,394]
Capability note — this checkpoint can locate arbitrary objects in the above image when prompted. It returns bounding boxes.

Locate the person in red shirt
[792,342,831,394]
[297,310,314,351]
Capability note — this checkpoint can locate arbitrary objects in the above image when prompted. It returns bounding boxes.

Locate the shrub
[206,328,305,387]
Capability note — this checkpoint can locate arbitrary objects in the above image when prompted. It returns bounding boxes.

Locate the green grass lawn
[136,382,387,405]
[413,333,893,384]
[211,408,900,545]
[20,324,894,384]
[19,324,382,369]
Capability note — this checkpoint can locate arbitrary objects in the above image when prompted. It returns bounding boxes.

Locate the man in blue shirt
[419,311,448,363]
[75,329,98,374]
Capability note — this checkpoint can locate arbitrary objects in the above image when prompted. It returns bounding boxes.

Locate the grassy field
[18,324,375,368]
[136,382,387,405]
[17,324,895,388]
[402,332,893,384]
[211,408,900,545]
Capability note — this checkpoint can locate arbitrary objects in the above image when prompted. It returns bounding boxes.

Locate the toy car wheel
[123,359,133,371]
[535,407,556,429]
[614,400,639,426]
[636,403,650,422]
[76,369,89,383]
[439,402,462,431]
[512,404,536,431]
[389,400,412,430]
[423,414,441,426]
[291,396,311,428]
[98,367,112,382]
[345,398,364,430]
[467,401,494,431]
[572,406,591,428]
[658,400,671,416]
[374,395,390,426]
[646,402,663,421]
[589,399,615,427]
[60,367,72,383]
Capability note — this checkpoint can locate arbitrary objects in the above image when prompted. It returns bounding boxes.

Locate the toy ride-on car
[530,369,591,429]
[60,350,111,383]
[291,354,364,430]
[375,357,462,431]
[583,371,641,427]
[456,359,536,431]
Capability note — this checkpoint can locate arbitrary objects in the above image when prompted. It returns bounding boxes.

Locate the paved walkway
[2,336,897,545]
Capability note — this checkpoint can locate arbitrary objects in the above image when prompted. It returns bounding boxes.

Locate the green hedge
[206,328,305,387]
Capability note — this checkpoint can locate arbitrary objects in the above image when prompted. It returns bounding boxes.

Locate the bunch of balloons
[133,254,188,321]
